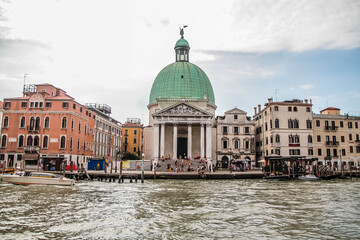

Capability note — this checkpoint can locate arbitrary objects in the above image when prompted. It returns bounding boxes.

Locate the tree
[121,152,140,160]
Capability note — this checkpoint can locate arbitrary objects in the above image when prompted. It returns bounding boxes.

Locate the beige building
[254,98,314,165]
[313,107,360,169]
[216,108,256,169]
[144,29,217,170]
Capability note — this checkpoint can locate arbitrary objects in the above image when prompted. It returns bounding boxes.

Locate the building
[216,108,256,169]
[144,27,217,170]
[0,84,95,170]
[313,107,360,169]
[121,118,143,157]
[86,103,122,164]
[254,98,314,166]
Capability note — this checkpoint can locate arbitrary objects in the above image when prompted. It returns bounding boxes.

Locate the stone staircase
[154,158,210,172]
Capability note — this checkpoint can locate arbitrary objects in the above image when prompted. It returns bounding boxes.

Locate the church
[144,27,217,170]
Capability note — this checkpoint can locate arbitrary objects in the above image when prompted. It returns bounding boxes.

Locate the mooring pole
[141,153,144,183]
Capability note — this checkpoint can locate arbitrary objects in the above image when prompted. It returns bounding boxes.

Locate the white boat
[298,174,318,181]
[0,172,75,186]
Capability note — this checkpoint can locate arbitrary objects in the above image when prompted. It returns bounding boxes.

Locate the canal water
[0,179,359,240]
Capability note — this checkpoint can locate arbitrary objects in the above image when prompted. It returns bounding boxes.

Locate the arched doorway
[221,156,229,169]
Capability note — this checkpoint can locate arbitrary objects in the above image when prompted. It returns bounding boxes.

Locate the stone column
[200,123,205,159]
[187,124,192,159]
[153,123,159,161]
[160,123,165,158]
[173,124,177,159]
[206,123,212,161]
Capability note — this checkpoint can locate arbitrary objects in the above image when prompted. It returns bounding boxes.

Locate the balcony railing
[24,146,40,152]
[324,126,339,131]
[27,126,40,133]
[325,141,339,146]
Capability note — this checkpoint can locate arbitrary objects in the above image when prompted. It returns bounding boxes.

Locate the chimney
[258,104,261,113]
[254,107,257,115]
[268,98,273,103]
[304,99,308,103]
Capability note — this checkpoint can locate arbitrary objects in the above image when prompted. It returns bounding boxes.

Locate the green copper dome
[149,61,215,105]
[175,38,189,48]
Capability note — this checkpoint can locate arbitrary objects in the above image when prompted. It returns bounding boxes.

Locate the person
[95,163,100,170]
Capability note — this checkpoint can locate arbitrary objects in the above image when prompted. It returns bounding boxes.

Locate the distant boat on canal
[298,174,318,181]
[0,172,75,186]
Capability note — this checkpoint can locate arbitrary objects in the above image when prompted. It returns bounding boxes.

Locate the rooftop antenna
[23,73,29,96]
[274,89,279,102]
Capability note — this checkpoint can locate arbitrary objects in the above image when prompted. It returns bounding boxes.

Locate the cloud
[300,84,314,90]
[160,18,169,27]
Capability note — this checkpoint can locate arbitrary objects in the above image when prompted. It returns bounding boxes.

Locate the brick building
[0,84,95,170]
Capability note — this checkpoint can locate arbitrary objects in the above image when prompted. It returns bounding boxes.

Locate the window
[61,117,67,129]
[1,135,7,148]
[60,136,66,149]
[245,140,250,149]
[134,138,137,144]
[333,149,338,157]
[21,102,27,108]
[43,136,48,149]
[234,127,239,133]
[325,149,330,156]
[289,135,300,143]
[306,120,312,129]
[29,116,35,130]
[134,130,137,135]
[222,139,228,149]
[270,120,273,129]
[234,115,238,120]
[35,117,40,130]
[44,117,50,129]
[223,126,228,134]
[348,122,353,128]
[133,146,137,152]
[308,135,313,143]
[4,102,11,108]
[27,136,33,146]
[34,136,40,146]
[45,102,51,108]
[80,107,83,113]
[70,137,73,150]
[18,135,24,148]
[341,136,345,142]
[275,119,279,128]
[244,127,250,133]
[356,122,359,129]
[317,135,321,142]
[125,137,128,144]
[294,107,297,112]
[342,149,346,156]
[71,118,74,130]
[308,149,313,155]
[73,104,76,109]
[265,123,268,131]
[77,139,80,150]
[275,149,280,155]
[356,146,360,153]
[3,116,9,128]
[340,121,344,128]
[288,119,299,129]
[316,120,320,127]
[349,134,353,141]
[275,134,280,143]
[234,140,239,149]
[306,107,310,112]
[270,135,273,144]
[350,146,353,153]
[288,106,292,112]
[289,149,300,155]
[274,106,279,111]
[78,121,81,132]
[266,137,268,145]
[20,116,26,128]
[318,148,322,156]
[62,102,69,108]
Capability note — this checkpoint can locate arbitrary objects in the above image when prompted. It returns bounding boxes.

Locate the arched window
[60,136,66,149]
[234,139,239,149]
[44,117,50,129]
[18,135,24,148]
[274,106,279,111]
[29,116,35,130]
[244,140,250,149]
[3,116,9,128]
[35,117,41,130]
[275,134,280,143]
[1,135,7,148]
[27,135,33,146]
[71,118,74,129]
[43,136,48,149]
[20,116,26,128]
[275,118,279,128]
[294,135,300,143]
[61,117,67,129]
[78,121,81,132]
[70,137,73,149]
[308,135,313,143]
[34,136,40,146]
[306,107,311,112]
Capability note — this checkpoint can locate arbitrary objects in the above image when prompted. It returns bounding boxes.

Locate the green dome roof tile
[175,38,189,48]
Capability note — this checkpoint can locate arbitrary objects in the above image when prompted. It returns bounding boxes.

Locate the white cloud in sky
[0,0,359,123]
[300,84,314,90]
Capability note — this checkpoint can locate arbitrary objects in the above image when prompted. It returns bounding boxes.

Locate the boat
[298,174,318,181]
[321,173,341,180]
[263,174,290,181]
[0,172,75,186]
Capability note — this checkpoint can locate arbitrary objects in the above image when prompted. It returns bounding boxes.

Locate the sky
[0,0,360,125]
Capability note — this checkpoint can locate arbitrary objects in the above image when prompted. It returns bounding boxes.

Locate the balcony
[244,132,250,135]
[308,143,314,147]
[27,126,40,133]
[325,141,339,147]
[24,146,40,153]
[324,126,338,131]
[355,140,360,145]
[234,132,239,135]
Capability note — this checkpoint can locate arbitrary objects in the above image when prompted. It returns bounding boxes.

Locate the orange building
[121,118,143,157]
[0,84,95,170]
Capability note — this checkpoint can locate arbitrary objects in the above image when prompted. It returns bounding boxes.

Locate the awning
[258,160,265,163]
[23,153,39,160]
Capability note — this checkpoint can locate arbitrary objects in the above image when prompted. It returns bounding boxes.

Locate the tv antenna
[274,89,279,102]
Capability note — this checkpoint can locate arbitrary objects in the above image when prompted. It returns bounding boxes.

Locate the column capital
[154,123,160,127]
[206,123,212,127]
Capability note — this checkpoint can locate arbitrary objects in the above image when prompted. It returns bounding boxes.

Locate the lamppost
[141,153,145,183]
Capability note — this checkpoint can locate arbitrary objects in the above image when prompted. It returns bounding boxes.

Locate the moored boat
[263,174,290,181]
[0,172,75,186]
[298,174,318,181]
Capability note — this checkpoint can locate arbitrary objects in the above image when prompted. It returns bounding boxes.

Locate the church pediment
[153,102,212,117]
[225,107,247,115]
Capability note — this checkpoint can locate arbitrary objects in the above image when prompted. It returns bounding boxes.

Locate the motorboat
[0,172,75,186]
[298,174,318,181]
[263,174,290,181]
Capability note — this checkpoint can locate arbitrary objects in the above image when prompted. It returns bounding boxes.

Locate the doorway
[221,156,229,169]
[177,138,187,159]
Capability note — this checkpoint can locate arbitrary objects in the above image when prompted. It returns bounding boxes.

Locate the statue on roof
[179,25,188,38]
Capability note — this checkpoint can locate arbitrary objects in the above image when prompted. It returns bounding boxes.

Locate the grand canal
[0,179,359,239]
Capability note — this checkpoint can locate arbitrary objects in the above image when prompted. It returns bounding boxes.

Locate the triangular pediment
[225,107,247,115]
[153,102,212,117]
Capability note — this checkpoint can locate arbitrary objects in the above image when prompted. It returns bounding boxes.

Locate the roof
[175,38,190,48]
[320,107,340,112]
[122,122,143,128]
[149,61,215,105]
